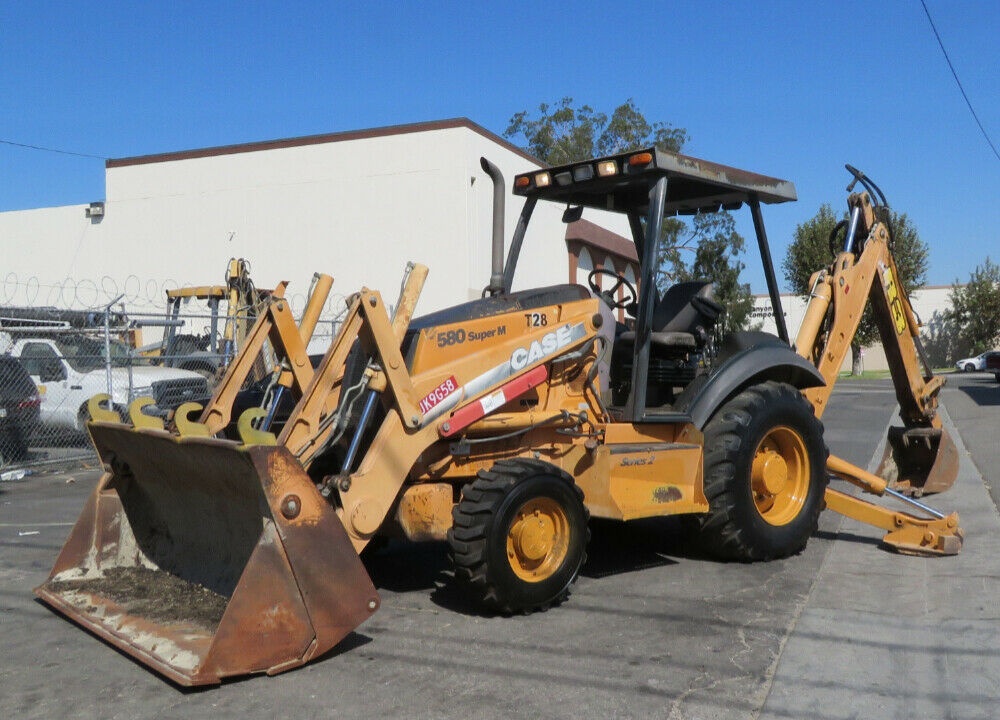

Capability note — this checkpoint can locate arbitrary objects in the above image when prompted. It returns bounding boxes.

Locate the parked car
[986,352,1000,383]
[0,355,41,461]
[5,333,210,432]
[954,351,1000,372]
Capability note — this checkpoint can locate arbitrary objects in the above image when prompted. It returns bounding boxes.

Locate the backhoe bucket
[876,425,959,497]
[35,423,379,686]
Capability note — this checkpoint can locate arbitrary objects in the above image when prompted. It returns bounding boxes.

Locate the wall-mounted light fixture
[85,201,105,219]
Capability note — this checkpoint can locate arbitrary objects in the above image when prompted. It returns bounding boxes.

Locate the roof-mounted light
[628,151,654,167]
[534,172,551,188]
[596,160,618,177]
[514,176,531,189]
[572,164,594,182]
[554,171,573,187]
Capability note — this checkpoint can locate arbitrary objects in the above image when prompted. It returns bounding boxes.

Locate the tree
[504,97,687,165]
[657,211,755,336]
[947,258,1000,356]
[783,204,929,374]
[505,98,754,331]
[781,204,840,292]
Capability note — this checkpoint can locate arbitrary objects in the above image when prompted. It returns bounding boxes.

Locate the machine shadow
[812,528,883,548]
[581,516,704,577]
[362,516,711,616]
[956,378,1000,408]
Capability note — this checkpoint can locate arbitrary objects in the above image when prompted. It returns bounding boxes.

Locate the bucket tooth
[87,393,121,424]
[237,407,277,446]
[129,397,165,430]
[174,402,211,437]
[876,426,959,497]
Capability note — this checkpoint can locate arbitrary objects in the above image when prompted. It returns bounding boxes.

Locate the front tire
[448,459,589,613]
[696,381,828,561]
[0,430,27,463]
[963,363,974,372]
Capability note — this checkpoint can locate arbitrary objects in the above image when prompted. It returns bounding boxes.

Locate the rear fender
[679,332,824,430]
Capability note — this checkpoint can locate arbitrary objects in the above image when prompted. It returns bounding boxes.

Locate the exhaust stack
[480,157,505,296]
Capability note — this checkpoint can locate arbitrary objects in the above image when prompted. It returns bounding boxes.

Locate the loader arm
[196,274,332,435]
[278,264,428,467]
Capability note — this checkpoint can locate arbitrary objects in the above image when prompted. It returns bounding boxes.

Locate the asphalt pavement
[0,374,997,719]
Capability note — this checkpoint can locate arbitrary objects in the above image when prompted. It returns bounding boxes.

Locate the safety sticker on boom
[881,263,907,335]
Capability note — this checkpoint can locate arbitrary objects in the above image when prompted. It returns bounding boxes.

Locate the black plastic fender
[678,332,825,430]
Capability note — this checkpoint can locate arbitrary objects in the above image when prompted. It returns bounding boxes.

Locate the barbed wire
[0,272,350,323]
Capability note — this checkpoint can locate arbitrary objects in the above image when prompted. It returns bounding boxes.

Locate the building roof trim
[565,218,638,263]
[106,118,543,169]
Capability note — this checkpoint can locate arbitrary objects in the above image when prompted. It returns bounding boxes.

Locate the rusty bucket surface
[35,423,379,686]
[876,425,960,497]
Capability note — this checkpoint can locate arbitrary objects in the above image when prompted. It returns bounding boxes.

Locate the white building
[752,285,957,372]
[0,118,630,338]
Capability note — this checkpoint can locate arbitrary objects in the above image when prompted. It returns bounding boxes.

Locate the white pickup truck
[4,333,211,432]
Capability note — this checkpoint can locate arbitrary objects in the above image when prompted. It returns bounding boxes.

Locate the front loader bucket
[34,423,379,686]
[876,425,960,497]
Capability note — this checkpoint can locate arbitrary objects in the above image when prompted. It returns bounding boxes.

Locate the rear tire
[448,459,589,613]
[696,381,828,561]
[0,430,27,462]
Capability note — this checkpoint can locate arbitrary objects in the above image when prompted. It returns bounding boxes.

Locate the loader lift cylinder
[342,389,379,473]
[261,385,286,431]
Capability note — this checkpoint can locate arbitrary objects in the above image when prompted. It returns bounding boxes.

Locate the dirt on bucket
[47,566,230,630]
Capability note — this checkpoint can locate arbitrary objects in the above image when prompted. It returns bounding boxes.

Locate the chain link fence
[1,274,345,472]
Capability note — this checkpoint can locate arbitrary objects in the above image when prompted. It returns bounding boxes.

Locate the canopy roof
[513,147,796,216]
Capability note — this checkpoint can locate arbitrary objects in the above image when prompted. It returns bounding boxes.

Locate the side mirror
[562,206,584,223]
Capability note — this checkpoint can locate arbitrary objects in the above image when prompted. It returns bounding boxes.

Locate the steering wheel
[587,269,637,310]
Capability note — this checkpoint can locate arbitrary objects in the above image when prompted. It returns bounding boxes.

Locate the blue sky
[2,1,997,292]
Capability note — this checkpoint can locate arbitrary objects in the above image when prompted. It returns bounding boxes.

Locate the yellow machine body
[35,150,964,686]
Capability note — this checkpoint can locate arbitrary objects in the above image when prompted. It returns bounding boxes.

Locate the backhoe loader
[36,148,962,685]
[138,258,271,381]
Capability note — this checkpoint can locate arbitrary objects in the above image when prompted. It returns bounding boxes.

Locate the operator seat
[618,281,722,353]
[608,281,722,408]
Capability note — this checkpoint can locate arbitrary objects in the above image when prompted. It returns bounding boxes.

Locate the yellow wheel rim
[750,426,810,526]
[505,497,570,582]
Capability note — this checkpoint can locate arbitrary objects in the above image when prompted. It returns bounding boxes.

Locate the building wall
[0,121,629,339]
[752,284,956,372]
